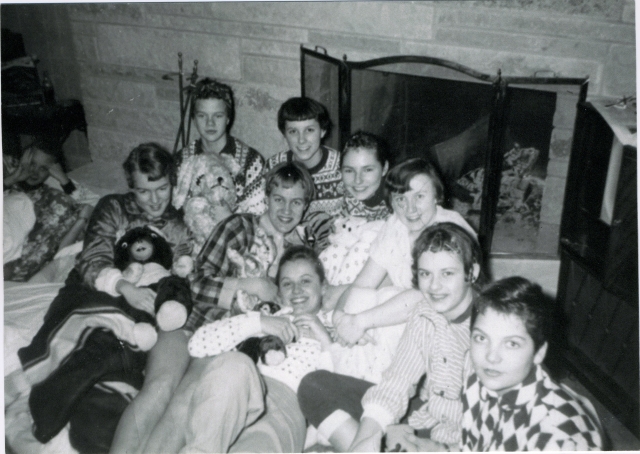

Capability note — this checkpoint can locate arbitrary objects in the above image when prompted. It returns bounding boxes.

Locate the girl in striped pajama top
[298,222,485,452]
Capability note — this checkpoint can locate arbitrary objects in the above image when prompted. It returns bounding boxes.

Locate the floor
[560,375,640,451]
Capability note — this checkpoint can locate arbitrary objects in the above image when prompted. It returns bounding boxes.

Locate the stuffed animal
[327,216,369,248]
[235,301,286,366]
[114,226,194,350]
[173,154,239,255]
[320,216,385,285]
[226,227,278,314]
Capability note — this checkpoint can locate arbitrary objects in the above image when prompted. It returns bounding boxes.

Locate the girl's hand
[4,149,33,186]
[174,241,193,258]
[79,204,93,221]
[294,314,332,347]
[402,434,450,452]
[118,280,156,314]
[210,200,233,221]
[238,277,278,302]
[384,424,415,452]
[260,315,299,344]
[47,161,70,185]
[334,312,367,347]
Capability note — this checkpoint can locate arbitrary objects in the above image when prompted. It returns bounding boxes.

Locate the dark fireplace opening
[302,48,587,257]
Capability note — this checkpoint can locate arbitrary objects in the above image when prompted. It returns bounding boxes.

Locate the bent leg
[230,376,306,453]
[109,329,190,454]
[298,370,373,451]
[181,352,267,453]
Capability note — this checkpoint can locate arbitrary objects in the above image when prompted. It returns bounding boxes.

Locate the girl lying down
[144,246,339,453]
[188,245,340,391]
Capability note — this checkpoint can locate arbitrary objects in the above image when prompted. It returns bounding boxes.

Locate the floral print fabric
[4,185,82,281]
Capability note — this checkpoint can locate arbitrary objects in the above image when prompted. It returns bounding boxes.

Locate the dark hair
[384,157,445,210]
[264,161,315,205]
[190,77,235,128]
[341,131,391,168]
[411,222,484,289]
[276,245,326,286]
[123,142,177,188]
[26,138,60,163]
[277,97,331,136]
[471,276,550,351]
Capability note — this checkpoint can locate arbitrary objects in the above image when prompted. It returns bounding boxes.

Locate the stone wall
[3,1,634,165]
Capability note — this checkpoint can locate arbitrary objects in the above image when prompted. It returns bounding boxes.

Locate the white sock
[317,409,352,444]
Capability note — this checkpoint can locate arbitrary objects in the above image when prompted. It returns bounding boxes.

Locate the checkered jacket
[461,365,603,451]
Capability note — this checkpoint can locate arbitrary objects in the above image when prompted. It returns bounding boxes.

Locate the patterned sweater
[188,310,338,392]
[461,365,603,451]
[176,137,265,215]
[340,183,390,222]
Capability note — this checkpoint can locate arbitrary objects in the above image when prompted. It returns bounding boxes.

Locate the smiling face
[390,174,439,234]
[265,181,307,234]
[416,250,477,321]
[132,171,172,219]
[278,258,325,316]
[193,98,229,151]
[471,308,547,395]
[341,147,388,201]
[25,149,56,186]
[283,119,326,168]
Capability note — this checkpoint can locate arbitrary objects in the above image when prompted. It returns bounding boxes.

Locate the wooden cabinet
[558,101,638,435]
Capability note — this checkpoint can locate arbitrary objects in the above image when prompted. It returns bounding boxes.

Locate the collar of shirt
[479,364,540,410]
[362,182,387,208]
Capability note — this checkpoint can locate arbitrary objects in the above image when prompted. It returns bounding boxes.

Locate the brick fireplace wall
[2,1,635,166]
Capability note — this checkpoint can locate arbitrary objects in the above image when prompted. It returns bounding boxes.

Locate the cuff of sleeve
[95,267,124,297]
[246,311,261,332]
[219,278,238,310]
[361,403,395,433]
[62,180,76,194]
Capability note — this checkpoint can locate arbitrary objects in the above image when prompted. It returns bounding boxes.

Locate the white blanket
[4,281,78,454]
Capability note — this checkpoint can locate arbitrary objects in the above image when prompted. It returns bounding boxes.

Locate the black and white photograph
[2,1,637,452]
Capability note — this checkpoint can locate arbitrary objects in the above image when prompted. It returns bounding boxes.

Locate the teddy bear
[173,153,240,255]
[320,216,385,285]
[114,226,194,350]
[226,227,278,314]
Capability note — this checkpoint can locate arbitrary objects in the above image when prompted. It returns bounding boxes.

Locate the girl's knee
[298,370,333,412]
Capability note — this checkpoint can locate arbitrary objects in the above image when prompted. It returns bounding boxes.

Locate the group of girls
[15,75,602,453]
[102,77,488,453]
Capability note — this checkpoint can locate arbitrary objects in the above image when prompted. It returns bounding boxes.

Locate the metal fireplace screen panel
[300,47,342,151]
[300,46,588,257]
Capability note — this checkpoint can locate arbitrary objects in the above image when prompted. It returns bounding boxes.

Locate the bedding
[4,282,78,454]
[4,160,130,453]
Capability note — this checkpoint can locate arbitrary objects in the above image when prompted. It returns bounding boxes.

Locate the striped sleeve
[361,312,432,430]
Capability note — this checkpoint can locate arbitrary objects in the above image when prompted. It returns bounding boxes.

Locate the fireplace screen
[302,47,588,257]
